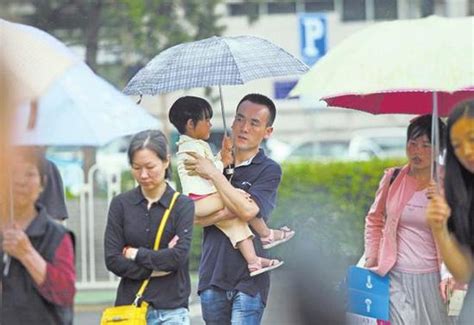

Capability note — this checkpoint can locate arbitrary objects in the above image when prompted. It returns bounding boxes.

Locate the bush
[270,159,405,266]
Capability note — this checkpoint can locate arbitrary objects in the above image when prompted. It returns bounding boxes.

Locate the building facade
[142,0,471,143]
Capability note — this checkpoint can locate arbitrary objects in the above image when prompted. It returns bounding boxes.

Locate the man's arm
[185,152,259,222]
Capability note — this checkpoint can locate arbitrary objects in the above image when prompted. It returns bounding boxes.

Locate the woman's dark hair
[445,100,474,250]
[406,114,447,151]
[127,129,171,179]
[169,96,213,134]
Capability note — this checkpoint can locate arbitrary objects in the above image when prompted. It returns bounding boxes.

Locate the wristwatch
[129,248,138,261]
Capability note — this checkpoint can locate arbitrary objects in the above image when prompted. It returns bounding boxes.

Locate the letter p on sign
[299,14,327,66]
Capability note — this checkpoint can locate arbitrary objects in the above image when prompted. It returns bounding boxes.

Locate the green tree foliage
[105,0,225,82]
[2,0,225,84]
[1,0,226,172]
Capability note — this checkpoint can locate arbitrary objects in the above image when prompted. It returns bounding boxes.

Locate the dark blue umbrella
[124,35,308,132]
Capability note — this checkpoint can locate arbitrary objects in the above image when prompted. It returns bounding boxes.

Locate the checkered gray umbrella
[123,35,308,95]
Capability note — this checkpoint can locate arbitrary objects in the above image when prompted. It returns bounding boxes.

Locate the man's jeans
[200,288,265,325]
[146,306,190,325]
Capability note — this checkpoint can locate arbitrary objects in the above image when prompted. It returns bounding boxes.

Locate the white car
[284,127,407,162]
[261,138,292,163]
[96,136,131,174]
[284,138,350,162]
[348,127,407,160]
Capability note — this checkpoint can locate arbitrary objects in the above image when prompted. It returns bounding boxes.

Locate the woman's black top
[104,184,194,309]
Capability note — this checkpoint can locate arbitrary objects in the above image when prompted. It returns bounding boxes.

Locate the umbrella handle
[431,91,440,189]
[218,85,234,175]
[3,255,11,276]
[27,101,38,130]
[219,85,228,136]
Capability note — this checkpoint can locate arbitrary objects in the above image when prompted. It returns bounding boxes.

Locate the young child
[169,96,294,276]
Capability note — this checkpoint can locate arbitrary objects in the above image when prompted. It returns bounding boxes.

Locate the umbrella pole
[4,166,14,276]
[218,85,235,176]
[8,167,14,224]
[218,85,228,137]
[431,91,440,187]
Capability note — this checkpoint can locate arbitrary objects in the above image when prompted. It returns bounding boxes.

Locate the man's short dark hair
[237,93,276,127]
[169,96,213,134]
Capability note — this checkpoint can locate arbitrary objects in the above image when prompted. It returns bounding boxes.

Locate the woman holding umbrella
[364,115,456,324]
[1,148,76,324]
[426,100,474,322]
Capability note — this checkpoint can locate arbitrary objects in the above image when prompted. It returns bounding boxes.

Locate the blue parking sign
[299,14,327,66]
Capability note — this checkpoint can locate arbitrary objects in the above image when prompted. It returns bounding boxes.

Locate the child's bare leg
[249,217,271,237]
[194,193,224,217]
[237,237,259,264]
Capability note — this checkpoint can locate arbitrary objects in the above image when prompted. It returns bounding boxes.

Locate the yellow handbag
[100,192,180,325]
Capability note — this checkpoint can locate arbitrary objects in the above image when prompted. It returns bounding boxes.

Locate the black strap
[383,167,401,221]
[389,167,401,186]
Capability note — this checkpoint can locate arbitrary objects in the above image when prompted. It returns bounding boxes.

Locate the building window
[342,0,366,21]
[304,0,335,12]
[342,0,398,21]
[267,2,296,14]
[374,0,397,20]
[227,3,259,17]
[420,0,434,17]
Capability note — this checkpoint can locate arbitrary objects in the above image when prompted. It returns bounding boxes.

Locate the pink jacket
[364,165,444,276]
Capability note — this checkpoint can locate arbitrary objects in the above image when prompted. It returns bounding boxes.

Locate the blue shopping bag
[347,266,390,321]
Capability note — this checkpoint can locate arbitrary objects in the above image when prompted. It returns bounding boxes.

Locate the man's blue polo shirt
[197,149,282,304]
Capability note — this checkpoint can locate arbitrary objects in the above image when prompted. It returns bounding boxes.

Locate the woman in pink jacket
[364,115,455,324]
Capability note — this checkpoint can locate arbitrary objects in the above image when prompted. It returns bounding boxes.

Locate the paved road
[74,271,300,325]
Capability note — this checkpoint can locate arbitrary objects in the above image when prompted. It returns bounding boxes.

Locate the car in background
[348,127,407,160]
[45,137,132,195]
[261,138,292,163]
[96,136,131,174]
[283,127,407,162]
[285,138,350,162]
[46,146,84,195]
